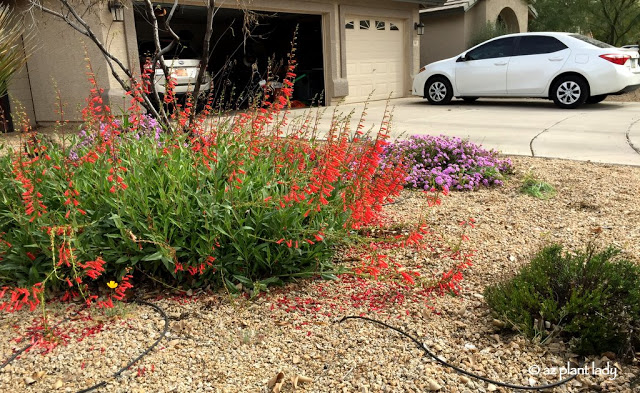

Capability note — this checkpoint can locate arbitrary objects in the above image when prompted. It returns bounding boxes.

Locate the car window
[466,37,516,61]
[569,34,614,49]
[515,36,568,56]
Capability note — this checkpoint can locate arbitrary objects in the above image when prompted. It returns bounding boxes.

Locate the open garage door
[133,5,325,108]
[345,17,405,103]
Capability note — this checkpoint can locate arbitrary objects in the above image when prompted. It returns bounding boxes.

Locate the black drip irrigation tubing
[0,299,169,393]
[338,315,579,391]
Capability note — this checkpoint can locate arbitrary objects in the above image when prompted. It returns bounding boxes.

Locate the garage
[133,4,325,107]
[344,16,405,103]
[8,0,423,124]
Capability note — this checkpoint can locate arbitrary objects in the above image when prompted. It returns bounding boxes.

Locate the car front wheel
[425,77,453,105]
[551,76,588,109]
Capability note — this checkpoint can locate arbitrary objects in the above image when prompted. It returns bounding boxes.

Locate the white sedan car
[412,33,640,108]
[139,42,212,96]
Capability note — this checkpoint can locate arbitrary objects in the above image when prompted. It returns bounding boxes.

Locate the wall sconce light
[414,22,425,36]
[108,0,125,22]
[154,6,167,17]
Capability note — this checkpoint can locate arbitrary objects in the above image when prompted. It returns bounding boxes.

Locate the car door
[507,35,570,95]
[455,36,517,95]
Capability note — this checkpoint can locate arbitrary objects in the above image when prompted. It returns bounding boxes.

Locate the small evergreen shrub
[485,244,640,358]
[382,135,512,191]
[520,173,556,199]
[468,22,509,49]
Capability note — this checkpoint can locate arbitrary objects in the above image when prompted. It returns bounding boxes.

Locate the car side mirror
[456,54,468,62]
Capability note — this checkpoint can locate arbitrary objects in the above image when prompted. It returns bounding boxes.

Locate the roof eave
[391,0,449,6]
[420,0,479,15]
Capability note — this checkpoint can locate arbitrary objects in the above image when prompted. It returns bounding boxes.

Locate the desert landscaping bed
[0,155,639,393]
[605,90,640,103]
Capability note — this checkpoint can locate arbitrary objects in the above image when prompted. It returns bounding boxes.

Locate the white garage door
[345,17,405,103]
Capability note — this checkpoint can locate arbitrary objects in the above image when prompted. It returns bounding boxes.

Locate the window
[375,21,385,30]
[345,20,354,30]
[466,37,517,60]
[570,34,614,48]
[389,23,399,31]
[360,20,370,30]
[515,36,568,56]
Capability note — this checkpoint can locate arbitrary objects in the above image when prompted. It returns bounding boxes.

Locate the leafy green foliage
[0,129,372,292]
[485,244,640,358]
[468,21,509,49]
[519,173,556,199]
[530,0,640,46]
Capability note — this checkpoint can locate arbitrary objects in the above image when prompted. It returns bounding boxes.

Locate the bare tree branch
[189,0,215,124]
[142,0,179,125]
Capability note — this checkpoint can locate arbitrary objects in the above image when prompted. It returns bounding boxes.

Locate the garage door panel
[361,63,374,73]
[345,16,405,103]
[375,63,388,73]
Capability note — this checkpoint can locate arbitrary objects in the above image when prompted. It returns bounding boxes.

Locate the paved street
[298,97,640,166]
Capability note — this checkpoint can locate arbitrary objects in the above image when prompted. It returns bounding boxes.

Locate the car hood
[424,56,458,71]
[163,59,201,68]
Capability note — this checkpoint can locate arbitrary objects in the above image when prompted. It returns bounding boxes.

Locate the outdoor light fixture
[108,0,125,22]
[414,22,425,36]
[154,6,167,17]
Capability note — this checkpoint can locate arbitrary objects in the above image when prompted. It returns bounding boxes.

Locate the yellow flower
[107,280,118,289]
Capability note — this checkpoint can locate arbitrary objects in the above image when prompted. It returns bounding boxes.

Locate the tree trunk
[189,0,214,126]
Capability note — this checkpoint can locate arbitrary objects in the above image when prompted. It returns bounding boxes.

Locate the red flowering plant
[0,31,474,329]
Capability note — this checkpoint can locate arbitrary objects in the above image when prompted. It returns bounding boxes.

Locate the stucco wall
[100,6,135,115]
[5,0,38,126]
[465,2,487,48]
[484,0,528,34]
[12,1,115,123]
[420,0,529,65]
[6,46,36,127]
[420,12,466,64]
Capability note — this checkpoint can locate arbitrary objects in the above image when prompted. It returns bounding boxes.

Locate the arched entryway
[496,7,520,33]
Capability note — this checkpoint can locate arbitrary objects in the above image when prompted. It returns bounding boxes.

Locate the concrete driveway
[303,97,640,166]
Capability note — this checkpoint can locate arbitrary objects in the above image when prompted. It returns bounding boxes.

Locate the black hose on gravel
[338,315,580,391]
[77,300,169,393]
[0,300,169,393]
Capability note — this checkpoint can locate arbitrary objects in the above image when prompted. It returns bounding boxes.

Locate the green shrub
[485,244,640,358]
[519,173,556,199]
[0,105,404,304]
[468,22,509,49]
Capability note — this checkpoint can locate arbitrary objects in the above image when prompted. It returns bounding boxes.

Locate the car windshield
[569,34,614,49]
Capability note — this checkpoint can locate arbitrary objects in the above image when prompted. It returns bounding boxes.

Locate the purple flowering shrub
[70,114,164,160]
[382,135,512,191]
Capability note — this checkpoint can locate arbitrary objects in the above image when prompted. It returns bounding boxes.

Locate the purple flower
[382,134,512,191]
[70,114,166,159]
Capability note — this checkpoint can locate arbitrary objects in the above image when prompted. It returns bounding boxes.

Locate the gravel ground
[606,90,640,102]
[1,155,639,393]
